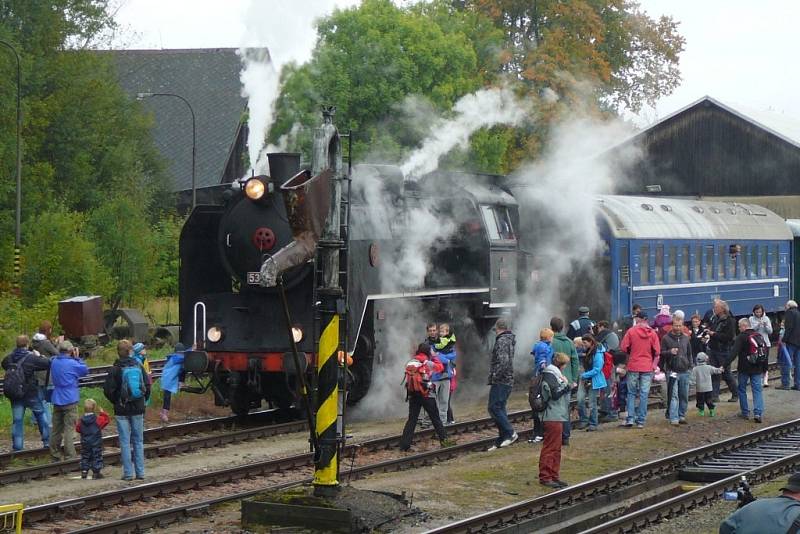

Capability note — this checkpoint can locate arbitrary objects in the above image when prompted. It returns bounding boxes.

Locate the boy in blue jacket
[529,328,554,442]
[433,324,457,426]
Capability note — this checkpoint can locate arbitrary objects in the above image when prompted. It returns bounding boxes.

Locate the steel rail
[423,417,800,534]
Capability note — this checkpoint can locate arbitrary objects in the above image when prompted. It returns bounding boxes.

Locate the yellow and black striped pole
[313,311,339,495]
[13,247,20,294]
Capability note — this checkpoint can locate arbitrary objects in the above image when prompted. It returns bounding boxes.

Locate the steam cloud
[239,0,358,174]
[400,86,527,179]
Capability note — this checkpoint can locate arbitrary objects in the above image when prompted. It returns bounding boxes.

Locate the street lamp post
[136,92,196,209]
[0,40,22,286]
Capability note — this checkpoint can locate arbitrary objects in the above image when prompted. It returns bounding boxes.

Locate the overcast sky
[113,0,800,125]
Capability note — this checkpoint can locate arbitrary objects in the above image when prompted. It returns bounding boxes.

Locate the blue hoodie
[581,346,608,390]
[531,340,554,374]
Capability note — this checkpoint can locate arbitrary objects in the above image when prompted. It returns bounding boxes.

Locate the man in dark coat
[566,306,595,339]
[487,317,517,450]
[1,335,51,451]
[707,300,737,402]
[732,318,768,423]
[783,300,800,390]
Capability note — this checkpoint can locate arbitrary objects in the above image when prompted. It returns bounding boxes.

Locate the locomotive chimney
[267,152,301,182]
[259,155,332,287]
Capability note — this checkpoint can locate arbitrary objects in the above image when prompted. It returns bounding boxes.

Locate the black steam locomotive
[178,115,520,415]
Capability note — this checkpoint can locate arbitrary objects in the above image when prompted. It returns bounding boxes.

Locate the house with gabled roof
[609,96,800,218]
[107,47,258,210]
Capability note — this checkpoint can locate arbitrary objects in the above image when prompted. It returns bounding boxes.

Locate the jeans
[488,384,514,446]
[576,383,587,422]
[580,387,600,428]
[32,386,52,429]
[626,371,653,425]
[709,349,736,398]
[669,372,690,422]
[738,373,764,417]
[434,379,450,425]
[787,344,800,389]
[116,414,145,478]
[780,344,796,387]
[602,378,617,417]
[562,418,571,441]
[11,397,50,451]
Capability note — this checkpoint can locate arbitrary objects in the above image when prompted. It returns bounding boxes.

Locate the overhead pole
[0,40,22,293]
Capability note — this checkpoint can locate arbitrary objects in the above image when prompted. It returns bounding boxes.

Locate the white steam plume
[509,117,638,368]
[239,0,359,174]
[400,86,526,179]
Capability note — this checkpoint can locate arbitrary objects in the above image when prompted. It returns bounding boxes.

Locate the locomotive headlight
[244,177,267,200]
[207,326,224,343]
[291,327,303,343]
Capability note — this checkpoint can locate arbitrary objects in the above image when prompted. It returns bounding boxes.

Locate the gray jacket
[660,331,692,373]
[720,495,800,534]
[541,364,570,422]
[488,331,515,386]
[691,359,722,393]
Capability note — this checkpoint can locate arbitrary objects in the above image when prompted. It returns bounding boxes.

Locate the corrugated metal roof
[596,195,793,240]
[106,48,252,191]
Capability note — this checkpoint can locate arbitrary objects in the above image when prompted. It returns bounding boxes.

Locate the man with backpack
[103,339,150,480]
[732,318,768,423]
[2,335,52,451]
[398,343,452,451]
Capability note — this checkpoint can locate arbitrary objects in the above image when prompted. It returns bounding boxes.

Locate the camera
[723,476,756,508]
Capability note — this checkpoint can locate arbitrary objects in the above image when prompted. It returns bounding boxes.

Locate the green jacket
[541,365,570,422]
[552,333,579,384]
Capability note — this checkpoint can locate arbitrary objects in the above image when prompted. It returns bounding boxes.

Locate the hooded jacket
[581,346,608,390]
[541,364,570,422]
[531,340,553,374]
[411,350,444,398]
[551,332,579,384]
[660,330,692,373]
[621,322,661,373]
[76,411,110,449]
[432,334,456,381]
[488,331,515,386]
[1,348,51,401]
[691,353,722,393]
[103,356,151,416]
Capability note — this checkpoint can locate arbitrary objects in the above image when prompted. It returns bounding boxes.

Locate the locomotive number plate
[247,272,262,285]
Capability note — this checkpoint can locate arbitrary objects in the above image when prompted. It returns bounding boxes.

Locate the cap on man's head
[32,333,47,342]
[58,340,74,352]
[781,472,800,493]
[133,342,145,353]
[578,306,590,314]
[636,310,649,320]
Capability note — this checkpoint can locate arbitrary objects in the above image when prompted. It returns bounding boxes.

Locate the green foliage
[0,290,63,349]
[150,214,185,298]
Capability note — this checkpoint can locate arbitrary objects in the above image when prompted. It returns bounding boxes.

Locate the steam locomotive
[178,115,519,415]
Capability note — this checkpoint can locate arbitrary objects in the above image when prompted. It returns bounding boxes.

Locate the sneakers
[697,409,705,416]
[574,422,589,430]
[728,396,739,402]
[487,445,499,452]
[620,422,634,428]
[500,433,519,448]
[709,409,716,417]
[81,471,88,479]
[585,426,598,432]
[527,435,543,444]
[754,416,762,423]
[636,423,644,429]
[92,471,104,479]
[679,418,688,425]
[121,476,133,481]
[670,421,679,426]
[737,413,750,420]
[540,480,562,489]
[160,408,169,424]
[554,480,569,488]
[135,475,145,480]
[440,439,457,448]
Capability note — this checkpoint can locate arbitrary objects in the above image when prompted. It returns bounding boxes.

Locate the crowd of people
[1,322,186,481]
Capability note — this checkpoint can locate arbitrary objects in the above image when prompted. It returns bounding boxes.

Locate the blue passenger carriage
[596,196,794,323]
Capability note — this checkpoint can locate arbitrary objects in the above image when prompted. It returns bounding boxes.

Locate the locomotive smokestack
[259,157,332,287]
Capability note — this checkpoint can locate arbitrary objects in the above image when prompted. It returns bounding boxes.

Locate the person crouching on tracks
[399,343,452,452]
[720,471,800,534]
[692,352,722,416]
[76,398,109,479]
[487,318,518,451]
[103,339,151,481]
[49,340,88,461]
[539,352,571,489]
[732,318,768,423]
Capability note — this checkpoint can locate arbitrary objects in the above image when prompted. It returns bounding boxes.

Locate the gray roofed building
[107,48,254,201]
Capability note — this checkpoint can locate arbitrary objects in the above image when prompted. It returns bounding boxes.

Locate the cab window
[480,205,515,241]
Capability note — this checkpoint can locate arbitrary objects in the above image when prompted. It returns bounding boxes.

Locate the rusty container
[59,296,104,338]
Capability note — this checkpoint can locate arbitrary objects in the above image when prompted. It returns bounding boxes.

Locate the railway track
[425,418,800,534]
[0,359,166,395]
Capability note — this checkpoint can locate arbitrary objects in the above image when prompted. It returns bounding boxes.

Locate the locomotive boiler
[178,114,521,415]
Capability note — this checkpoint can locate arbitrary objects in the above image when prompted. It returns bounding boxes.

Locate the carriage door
[615,242,631,321]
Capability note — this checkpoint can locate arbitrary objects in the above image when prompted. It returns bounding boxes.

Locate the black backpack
[4,353,31,401]
[528,373,558,413]
[746,332,768,366]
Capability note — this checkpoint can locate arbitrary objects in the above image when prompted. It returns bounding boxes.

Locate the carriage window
[705,245,713,280]
[694,245,701,281]
[760,245,768,277]
[668,246,677,282]
[772,245,779,276]
[620,244,630,286]
[640,244,649,284]
[655,245,664,283]
[750,246,758,279]
[736,245,745,279]
[681,245,690,282]
[718,245,727,280]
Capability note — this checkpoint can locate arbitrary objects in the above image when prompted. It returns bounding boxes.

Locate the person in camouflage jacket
[487,318,518,450]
